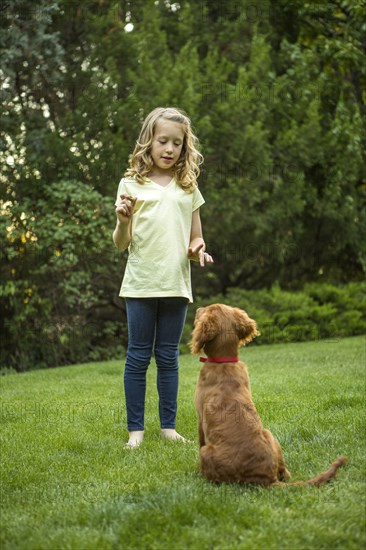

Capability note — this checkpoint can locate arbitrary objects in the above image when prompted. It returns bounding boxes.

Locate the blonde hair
[125,107,203,192]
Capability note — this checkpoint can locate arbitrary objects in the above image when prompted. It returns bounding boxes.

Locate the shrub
[181,282,366,352]
[0,180,127,371]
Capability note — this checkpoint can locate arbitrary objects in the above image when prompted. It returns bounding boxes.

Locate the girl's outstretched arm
[188,209,214,267]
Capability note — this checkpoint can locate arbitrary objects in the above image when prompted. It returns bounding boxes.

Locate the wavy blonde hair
[124,107,203,192]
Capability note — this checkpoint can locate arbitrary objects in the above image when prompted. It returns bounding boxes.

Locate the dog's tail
[272,456,347,487]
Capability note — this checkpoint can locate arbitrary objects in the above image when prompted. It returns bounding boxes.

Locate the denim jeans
[124,297,188,431]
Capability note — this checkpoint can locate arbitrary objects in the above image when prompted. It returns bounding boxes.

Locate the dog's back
[196,360,280,484]
[192,304,347,486]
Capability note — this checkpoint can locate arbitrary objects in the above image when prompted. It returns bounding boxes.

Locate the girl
[113,107,213,448]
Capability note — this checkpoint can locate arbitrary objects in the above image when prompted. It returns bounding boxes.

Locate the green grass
[1,336,365,550]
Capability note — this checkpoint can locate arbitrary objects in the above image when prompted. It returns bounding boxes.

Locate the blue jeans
[124,297,188,431]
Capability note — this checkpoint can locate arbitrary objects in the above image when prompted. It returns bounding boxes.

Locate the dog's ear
[233,308,260,346]
[190,312,220,354]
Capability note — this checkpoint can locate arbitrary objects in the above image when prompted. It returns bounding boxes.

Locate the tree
[1,0,365,369]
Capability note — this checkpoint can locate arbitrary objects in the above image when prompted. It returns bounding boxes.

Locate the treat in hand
[116,194,137,223]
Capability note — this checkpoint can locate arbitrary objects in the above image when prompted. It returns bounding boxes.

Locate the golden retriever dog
[191,304,347,486]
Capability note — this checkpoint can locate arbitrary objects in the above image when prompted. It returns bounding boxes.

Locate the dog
[191,303,347,486]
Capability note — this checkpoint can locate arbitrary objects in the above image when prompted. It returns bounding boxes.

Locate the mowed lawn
[1,336,365,550]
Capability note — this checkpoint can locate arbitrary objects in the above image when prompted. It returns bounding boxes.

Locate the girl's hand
[188,242,214,267]
[116,194,137,225]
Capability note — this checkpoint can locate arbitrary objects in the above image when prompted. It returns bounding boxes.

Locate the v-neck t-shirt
[115,177,205,303]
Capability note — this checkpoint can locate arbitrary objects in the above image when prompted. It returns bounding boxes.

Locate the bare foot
[161,428,187,442]
[125,430,144,449]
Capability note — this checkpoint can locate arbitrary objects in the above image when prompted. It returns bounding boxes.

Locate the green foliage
[181,282,366,353]
[0,180,127,371]
[1,0,365,369]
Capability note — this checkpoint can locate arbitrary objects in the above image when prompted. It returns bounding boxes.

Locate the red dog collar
[199,356,239,363]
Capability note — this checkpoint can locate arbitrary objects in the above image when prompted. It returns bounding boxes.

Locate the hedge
[180,282,366,353]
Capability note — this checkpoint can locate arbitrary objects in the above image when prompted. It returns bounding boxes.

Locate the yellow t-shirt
[115,177,205,303]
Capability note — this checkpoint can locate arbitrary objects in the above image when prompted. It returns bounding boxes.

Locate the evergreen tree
[1,0,364,369]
